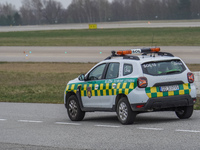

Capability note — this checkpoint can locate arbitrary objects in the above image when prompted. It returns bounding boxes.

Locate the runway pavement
[1,21,200,32]
[0,46,199,64]
[0,102,200,150]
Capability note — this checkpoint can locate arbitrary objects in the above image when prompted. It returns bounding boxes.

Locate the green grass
[0,62,94,104]
[0,71,82,104]
[0,71,78,103]
[1,27,200,46]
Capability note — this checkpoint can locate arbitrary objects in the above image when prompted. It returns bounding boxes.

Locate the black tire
[117,97,136,125]
[67,95,85,121]
[175,105,193,119]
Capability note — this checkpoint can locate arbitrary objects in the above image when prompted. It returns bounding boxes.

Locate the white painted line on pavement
[0,119,6,121]
[137,127,164,131]
[175,129,200,133]
[94,125,121,128]
[18,120,43,123]
[55,122,81,126]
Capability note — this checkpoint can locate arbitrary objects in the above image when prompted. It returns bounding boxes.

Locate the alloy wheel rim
[119,102,128,121]
[69,100,78,117]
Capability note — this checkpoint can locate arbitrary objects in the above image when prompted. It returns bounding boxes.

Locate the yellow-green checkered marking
[66,78,137,97]
[145,83,191,98]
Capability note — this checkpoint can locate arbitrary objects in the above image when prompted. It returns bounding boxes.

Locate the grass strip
[1,27,200,46]
[0,62,199,110]
[0,71,78,103]
[0,62,95,104]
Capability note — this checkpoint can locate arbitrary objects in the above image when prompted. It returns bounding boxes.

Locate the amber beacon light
[117,47,160,55]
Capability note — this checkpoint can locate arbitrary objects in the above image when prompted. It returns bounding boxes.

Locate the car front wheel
[67,95,85,121]
[117,97,136,125]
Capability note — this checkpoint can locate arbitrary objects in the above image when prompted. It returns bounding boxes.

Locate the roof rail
[105,51,140,60]
[142,51,174,57]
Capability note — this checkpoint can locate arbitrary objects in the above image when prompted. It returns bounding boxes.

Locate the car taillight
[137,77,148,88]
[187,72,194,83]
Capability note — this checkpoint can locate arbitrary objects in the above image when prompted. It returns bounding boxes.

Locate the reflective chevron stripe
[145,83,191,98]
[66,78,137,97]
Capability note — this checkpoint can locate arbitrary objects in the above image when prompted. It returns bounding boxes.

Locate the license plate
[160,85,179,92]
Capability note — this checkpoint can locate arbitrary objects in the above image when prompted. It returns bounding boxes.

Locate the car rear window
[142,60,186,76]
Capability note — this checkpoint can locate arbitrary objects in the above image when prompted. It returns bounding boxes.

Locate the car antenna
[151,34,157,57]
[151,33,154,47]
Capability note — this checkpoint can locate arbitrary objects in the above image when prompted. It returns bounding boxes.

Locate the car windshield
[142,59,186,76]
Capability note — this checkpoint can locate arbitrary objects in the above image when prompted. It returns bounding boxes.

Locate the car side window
[105,63,119,79]
[87,64,106,80]
[123,64,133,76]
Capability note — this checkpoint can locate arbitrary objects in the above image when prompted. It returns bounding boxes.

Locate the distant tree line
[0,0,200,26]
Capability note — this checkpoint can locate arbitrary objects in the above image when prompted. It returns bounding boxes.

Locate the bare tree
[178,0,191,19]
[42,0,62,24]
[122,0,142,20]
[96,0,110,22]
[67,0,93,23]
[20,0,38,25]
[0,3,16,16]
[31,0,43,24]
[4,0,200,25]
[20,0,63,24]
[0,3,17,25]
[110,0,126,21]
[191,0,200,19]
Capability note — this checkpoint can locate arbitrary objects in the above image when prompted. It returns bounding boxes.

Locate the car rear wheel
[117,97,136,125]
[67,95,85,121]
[175,105,193,119]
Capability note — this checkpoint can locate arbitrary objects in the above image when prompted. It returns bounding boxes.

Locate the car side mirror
[78,74,85,81]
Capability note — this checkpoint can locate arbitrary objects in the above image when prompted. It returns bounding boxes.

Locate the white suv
[64,48,196,124]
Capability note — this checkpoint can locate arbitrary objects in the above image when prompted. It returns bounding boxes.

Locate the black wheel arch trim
[75,85,84,111]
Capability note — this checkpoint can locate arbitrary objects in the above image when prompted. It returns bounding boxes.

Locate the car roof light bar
[117,47,160,55]
[105,47,173,60]
[105,51,140,60]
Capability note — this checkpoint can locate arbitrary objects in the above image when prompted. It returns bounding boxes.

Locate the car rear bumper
[131,95,195,111]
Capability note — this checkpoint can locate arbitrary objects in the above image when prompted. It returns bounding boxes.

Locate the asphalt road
[0,102,200,150]
[1,21,200,32]
[0,46,200,64]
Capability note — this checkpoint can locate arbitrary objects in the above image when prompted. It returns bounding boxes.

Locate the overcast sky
[0,0,72,9]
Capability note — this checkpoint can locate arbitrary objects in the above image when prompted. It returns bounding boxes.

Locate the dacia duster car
[64,48,196,124]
